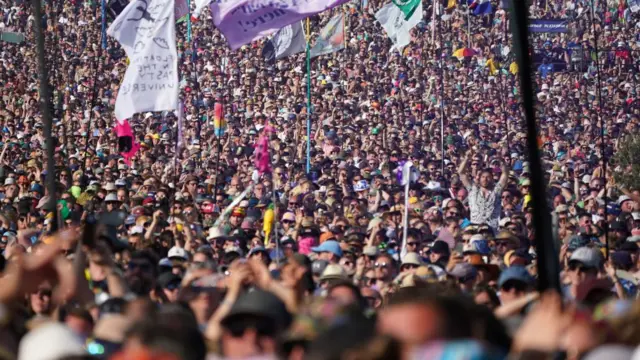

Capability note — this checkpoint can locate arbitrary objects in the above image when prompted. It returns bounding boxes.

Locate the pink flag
[115,119,140,166]
[254,124,274,175]
[210,0,350,50]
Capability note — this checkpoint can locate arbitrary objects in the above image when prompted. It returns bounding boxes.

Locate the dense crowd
[1,0,640,358]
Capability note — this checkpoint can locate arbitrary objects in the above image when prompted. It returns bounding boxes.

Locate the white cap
[618,195,632,206]
[4,177,15,186]
[167,246,189,261]
[18,323,86,360]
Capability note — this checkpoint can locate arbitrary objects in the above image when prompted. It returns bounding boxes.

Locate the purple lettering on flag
[210,0,349,49]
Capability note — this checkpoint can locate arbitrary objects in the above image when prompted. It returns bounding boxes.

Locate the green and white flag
[392,0,420,19]
[375,1,422,51]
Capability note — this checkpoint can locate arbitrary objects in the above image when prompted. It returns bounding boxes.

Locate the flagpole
[466,5,471,48]
[305,18,311,174]
[187,0,192,42]
[508,0,560,293]
[101,0,107,49]
[32,0,58,232]
[438,17,445,174]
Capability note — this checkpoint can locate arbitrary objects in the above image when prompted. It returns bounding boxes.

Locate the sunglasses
[501,281,527,292]
[374,262,388,268]
[568,262,596,274]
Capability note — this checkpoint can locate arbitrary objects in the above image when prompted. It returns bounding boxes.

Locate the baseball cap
[167,246,189,261]
[569,247,604,269]
[221,289,292,331]
[157,272,182,289]
[429,240,450,256]
[312,260,329,275]
[105,193,119,202]
[498,266,535,288]
[617,195,632,206]
[311,240,343,258]
[449,263,478,280]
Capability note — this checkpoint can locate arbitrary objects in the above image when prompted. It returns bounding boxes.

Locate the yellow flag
[509,61,519,74]
[447,0,456,9]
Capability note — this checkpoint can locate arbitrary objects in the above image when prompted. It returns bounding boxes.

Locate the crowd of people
[1,0,640,358]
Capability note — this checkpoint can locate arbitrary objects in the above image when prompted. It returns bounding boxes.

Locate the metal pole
[467,6,471,48]
[589,0,608,258]
[101,0,107,49]
[187,0,192,42]
[437,22,445,174]
[32,0,58,232]
[305,18,311,174]
[508,0,560,293]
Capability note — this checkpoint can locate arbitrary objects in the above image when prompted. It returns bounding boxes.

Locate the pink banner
[210,0,350,50]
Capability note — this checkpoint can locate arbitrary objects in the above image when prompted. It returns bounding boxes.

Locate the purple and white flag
[210,0,350,50]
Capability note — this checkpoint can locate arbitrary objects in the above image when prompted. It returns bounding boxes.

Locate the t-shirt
[467,184,503,229]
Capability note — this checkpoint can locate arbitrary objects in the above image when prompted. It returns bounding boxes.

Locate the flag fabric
[107,0,179,121]
[310,13,345,58]
[105,0,129,20]
[447,0,456,9]
[254,125,273,175]
[209,0,350,50]
[213,103,226,137]
[192,0,211,18]
[115,119,140,165]
[175,0,189,22]
[470,0,492,15]
[262,21,306,63]
[392,0,420,19]
[375,1,423,51]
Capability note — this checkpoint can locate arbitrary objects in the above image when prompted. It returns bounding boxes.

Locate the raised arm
[458,152,472,189]
[498,160,509,189]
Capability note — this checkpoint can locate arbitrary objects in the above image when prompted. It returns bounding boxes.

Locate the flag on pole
[262,21,306,63]
[115,119,140,165]
[310,13,346,58]
[175,0,189,22]
[213,103,226,137]
[107,0,179,121]
[375,1,423,51]
[254,125,273,175]
[469,0,492,15]
[392,0,420,19]
[209,0,350,50]
[192,0,211,18]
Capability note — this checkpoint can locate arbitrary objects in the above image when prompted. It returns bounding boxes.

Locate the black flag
[262,21,306,63]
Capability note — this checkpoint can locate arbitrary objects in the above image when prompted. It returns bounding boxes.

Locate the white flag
[192,0,211,18]
[108,0,179,121]
[401,161,413,186]
[375,1,423,51]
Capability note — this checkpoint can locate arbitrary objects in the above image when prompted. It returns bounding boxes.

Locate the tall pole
[466,6,471,48]
[589,0,608,258]
[305,18,311,174]
[32,0,58,232]
[437,18,445,174]
[101,0,107,49]
[509,0,560,293]
[187,0,192,42]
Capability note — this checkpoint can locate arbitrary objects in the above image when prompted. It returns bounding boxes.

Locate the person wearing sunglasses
[565,247,603,301]
[497,265,535,306]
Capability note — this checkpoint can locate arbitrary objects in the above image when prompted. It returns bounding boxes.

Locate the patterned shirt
[467,184,503,229]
